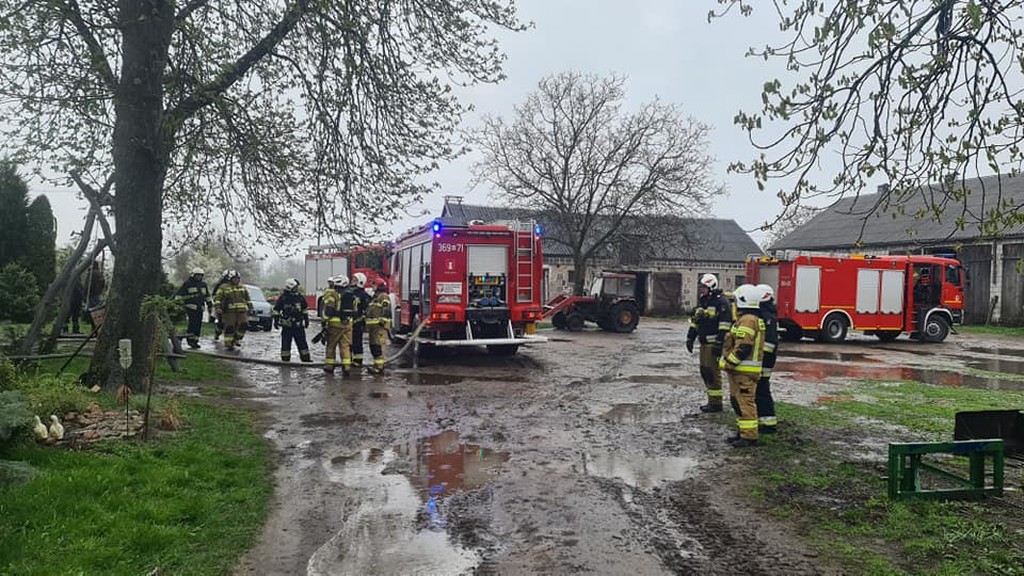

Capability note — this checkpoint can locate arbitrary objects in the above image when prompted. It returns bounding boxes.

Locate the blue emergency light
[432,221,442,234]
[534,224,542,236]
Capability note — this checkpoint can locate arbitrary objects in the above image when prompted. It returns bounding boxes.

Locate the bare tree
[760,204,822,251]
[470,72,722,294]
[0,1,524,389]
[713,1,1024,238]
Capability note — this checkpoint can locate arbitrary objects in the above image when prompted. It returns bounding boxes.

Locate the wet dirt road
[191,319,1024,575]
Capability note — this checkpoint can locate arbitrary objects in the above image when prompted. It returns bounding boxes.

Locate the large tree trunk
[88,0,175,391]
[572,253,589,296]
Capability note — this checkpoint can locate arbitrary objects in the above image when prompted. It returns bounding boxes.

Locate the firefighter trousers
[699,343,724,406]
[756,352,777,430]
[280,325,311,362]
[325,322,353,371]
[728,371,759,441]
[222,311,248,348]
[351,321,365,366]
[368,324,388,371]
[185,308,204,345]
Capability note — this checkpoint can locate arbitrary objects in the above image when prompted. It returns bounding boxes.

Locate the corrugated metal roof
[773,174,1024,250]
[440,203,762,263]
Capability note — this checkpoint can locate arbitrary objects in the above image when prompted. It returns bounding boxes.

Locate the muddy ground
[171,319,1024,575]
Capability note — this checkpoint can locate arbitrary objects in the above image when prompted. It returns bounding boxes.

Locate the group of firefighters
[686,273,778,448]
[174,269,392,374]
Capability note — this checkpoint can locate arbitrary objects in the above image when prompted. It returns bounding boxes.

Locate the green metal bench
[887,439,1005,501]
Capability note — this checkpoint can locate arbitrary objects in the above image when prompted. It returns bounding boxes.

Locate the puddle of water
[626,375,688,386]
[312,432,508,575]
[780,350,881,363]
[777,361,1024,391]
[310,447,480,576]
[369,391,392,399]
[964,346,1024,359]
[602,403,683,425]
[403,372,467,386]
[392,430,510,499]
[966,358,1024,376]
[582,452,698,489]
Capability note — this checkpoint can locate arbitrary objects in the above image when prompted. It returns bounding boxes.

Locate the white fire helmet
[332,274,349,288]
[699,273,718,291]
[284,278,300,291]
[353,272,367,288]
[733,284,761,310]
[756,283,774,303]
[191,267,205,276]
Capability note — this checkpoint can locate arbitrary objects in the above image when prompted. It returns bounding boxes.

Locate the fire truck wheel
[487,344,519,356]
[921,315,950,343]
[874,330,900,342]
[566,313,585,332]
[552,311,568,330]
[818,314,848,343]
[609,302,640,333]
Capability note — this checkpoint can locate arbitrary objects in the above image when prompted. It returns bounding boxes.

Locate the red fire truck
[746,253,966,343]
[303,244,391,309]
[389,218,547,355]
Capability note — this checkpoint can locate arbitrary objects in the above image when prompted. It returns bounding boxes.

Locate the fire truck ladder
[515,220,536,303]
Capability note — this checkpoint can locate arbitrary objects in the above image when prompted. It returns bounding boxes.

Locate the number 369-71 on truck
[388,218,548,355]
[746,253,966,343]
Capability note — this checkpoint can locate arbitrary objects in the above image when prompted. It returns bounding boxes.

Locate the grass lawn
[1,352,271,575]
[958,324,1024,338]
[747,381,1024,575]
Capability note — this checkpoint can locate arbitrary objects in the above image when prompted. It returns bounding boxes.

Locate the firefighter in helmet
[686,273,733,413]
[720,284,766,448]
[273,277,312,363]
[210,269,231,340]
[365,281,392,374]
[176,267,214,349]
[350,272,371,368]
[214,270,252,351]
[755,283,778,434]
[322,275,357,376]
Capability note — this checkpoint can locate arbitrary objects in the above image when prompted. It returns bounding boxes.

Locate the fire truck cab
[747,253,966,343]
[390,218,547,355]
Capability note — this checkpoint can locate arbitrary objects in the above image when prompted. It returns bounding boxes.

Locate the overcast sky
[36,1,795,252]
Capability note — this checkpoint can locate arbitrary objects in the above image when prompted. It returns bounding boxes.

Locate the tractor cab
[589,272,637,301]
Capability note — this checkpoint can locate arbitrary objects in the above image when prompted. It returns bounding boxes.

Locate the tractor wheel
[817,313,848,343]
[566,312,585,332]
[609,302,640,333]
[874,330,900,342]
[921,315,950,343]
[552,311,567,330]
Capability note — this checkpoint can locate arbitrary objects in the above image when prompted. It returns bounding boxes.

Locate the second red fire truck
[389,218,547,355]
[746,253,966,343]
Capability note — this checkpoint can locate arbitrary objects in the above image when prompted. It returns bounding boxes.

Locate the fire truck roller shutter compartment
[794,266,821,313]
[466,244,510,339]
[880,270,905,314]
[758,266,779,294]
[856,269,880,314]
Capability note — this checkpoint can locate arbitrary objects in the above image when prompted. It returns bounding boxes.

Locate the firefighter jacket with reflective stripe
[365,292,391,326]
[353,287,370,323]
[215,283,252,314]
[760,301,778,355]
[720,311,764,375]
[176,277,212,311]
[687,290,733,345]
[273,290,308,327]
[322,288,341,322]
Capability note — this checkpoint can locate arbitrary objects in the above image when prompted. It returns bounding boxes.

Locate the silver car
[245,285,274,331]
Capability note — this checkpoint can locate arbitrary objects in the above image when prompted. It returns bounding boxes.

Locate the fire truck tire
[487,344,519,356]
[552,311,568,330]
[566,313,585,332]
[874,330,901,342]
[921,315,950,343]
[609,302,640,333]
[818,314,848,343]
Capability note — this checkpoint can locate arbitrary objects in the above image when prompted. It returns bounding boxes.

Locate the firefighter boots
[699,403,723,413]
